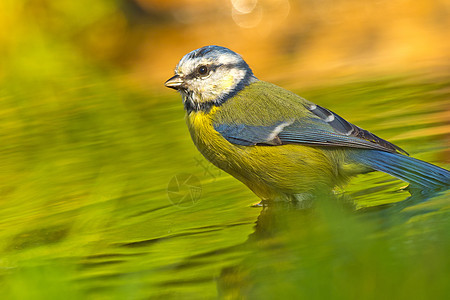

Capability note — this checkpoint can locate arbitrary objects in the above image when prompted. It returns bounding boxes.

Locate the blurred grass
[0,0,449,299]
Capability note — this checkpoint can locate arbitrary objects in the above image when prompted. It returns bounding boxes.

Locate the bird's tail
[352,150,450,190]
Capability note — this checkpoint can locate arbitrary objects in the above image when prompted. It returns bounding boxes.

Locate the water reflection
[217,188,448,299]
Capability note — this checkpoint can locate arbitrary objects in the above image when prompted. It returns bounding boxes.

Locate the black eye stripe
[185,65,216,79]
[185,63,246,80]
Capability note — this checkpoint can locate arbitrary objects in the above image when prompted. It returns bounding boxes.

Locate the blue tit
[165,45,450,202]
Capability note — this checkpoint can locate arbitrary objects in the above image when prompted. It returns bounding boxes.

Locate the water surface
[0,75,449,299]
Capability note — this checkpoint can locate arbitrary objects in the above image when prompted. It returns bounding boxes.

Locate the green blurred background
[0,0,449,299]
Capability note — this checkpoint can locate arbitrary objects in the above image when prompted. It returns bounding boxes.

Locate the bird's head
[165,45,257,112]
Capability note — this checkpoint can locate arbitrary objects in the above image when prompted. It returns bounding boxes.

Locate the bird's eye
[197,65,209,76]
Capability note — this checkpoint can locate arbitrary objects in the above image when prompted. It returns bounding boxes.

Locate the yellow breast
[186,107,232,167]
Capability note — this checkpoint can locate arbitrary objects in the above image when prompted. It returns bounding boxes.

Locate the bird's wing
[213,82,407,154]
[280,104,407,154]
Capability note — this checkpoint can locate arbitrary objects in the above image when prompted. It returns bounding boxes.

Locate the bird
[165,45,450,202]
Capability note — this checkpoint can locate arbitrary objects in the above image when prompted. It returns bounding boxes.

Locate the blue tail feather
[353,150,450,189]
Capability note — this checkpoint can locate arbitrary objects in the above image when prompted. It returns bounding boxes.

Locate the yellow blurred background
[133,0,450,87]
[2,0,449,90]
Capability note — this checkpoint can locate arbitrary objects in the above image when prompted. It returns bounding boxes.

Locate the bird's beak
[164,75,184,90]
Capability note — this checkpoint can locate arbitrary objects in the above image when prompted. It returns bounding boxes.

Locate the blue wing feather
[214,122,285,146]
[214,120,403,153]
